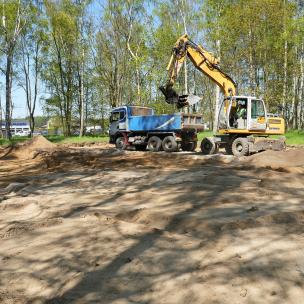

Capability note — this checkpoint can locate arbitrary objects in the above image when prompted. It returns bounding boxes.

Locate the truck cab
[109,106,154,143]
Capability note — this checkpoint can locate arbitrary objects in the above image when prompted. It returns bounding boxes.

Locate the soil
[0,135,56,160]
[0,139,304,303]
[243,149,304,173]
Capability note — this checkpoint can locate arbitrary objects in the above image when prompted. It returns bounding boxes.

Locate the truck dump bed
[128,113,204,132]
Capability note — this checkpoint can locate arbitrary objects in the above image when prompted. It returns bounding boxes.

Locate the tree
[0,0,27,139]
[43,0,82,136]
[17,2,47,136]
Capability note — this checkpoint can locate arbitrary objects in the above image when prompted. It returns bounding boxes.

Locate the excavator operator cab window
[251,99,265,119]
[228,98,248,129]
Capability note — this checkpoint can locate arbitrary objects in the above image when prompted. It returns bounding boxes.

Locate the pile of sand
[1,135,56,160]
[244,148,304,172]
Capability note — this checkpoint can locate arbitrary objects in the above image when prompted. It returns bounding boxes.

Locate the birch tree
[0,0,26,139]
[18,3,46,136]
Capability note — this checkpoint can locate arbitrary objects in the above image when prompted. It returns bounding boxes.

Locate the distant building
[1,120,30,136]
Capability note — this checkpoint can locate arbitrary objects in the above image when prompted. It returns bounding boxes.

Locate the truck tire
[162,136,178,152]
[147,136,162,152]
[115,137,127,150]
[232,137,249,156]
[200,137,218,155]
[181,141,197,152]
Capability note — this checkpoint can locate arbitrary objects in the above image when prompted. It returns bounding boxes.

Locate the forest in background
[0,0,303,137]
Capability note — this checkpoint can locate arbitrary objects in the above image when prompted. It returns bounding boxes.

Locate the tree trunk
[248,27,255,95]
[282,40,288,118]
[213,39,221,133]
[292,75,298,129]
[282,0,288,119]
[79,64,85,137]
[5,53,13,140]
[298,43,304,129]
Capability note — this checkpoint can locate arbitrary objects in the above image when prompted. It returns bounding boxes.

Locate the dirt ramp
[2,135,56,160]
[243,148,304,172]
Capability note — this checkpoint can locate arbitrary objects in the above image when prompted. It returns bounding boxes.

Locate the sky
[0,83,44,119]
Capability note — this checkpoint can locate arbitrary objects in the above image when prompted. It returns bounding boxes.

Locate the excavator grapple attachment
[159,85,199,109]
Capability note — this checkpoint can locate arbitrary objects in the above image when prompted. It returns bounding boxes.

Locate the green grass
[279,130,304,145]
[197,131,213,141]
[0,136,29,146]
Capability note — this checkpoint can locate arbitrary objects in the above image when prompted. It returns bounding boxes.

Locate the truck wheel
[147,136,162,152]
[162,136,178,152]
[135,145,147,151]
[232,137,249,156]
[200,137,218,155]
[115,137,126,150]
[181,141,197,152]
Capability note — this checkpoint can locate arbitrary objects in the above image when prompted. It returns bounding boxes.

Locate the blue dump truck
[109,105,204,152]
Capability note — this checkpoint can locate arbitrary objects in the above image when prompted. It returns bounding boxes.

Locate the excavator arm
[160,34,237,108]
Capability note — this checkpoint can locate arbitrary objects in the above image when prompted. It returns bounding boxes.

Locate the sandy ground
[1,137,304,304]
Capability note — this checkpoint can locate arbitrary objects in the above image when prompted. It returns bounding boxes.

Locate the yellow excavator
[160,34,286,156]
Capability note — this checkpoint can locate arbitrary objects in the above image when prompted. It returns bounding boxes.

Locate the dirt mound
[2,135,56,160]
[115,207,304,239]
[243,148,304,172]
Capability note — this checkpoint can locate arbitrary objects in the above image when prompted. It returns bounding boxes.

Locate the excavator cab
[218,96,267,132]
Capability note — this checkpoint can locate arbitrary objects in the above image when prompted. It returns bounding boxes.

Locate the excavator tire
[201,137,218,155]
[232,137,249,157]
[147,136,162,152]
[181,141,197,152]
[162,136,178,152]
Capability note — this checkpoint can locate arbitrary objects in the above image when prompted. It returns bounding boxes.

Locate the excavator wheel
[200,137,218,155]
[231,137,249,157]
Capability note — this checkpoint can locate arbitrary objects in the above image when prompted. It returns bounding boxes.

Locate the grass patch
[0,136,29,146]
[278,130,304,145]
[197,131,213,141]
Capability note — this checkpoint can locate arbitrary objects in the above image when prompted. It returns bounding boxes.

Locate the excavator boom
[160,34,236,108]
